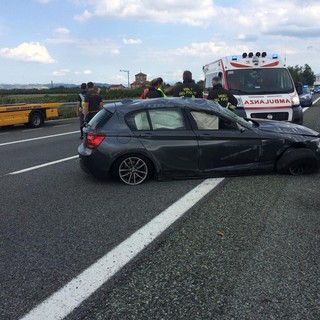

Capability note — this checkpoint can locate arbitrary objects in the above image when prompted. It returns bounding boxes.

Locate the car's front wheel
[276,148,319,175]
[113,154,153,185]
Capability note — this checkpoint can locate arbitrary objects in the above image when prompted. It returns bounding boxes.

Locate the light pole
[120,69,130,89]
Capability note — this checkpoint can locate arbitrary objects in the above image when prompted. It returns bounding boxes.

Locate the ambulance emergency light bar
[231,52,279,60]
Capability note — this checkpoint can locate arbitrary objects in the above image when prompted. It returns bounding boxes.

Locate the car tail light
[86,133,105,149]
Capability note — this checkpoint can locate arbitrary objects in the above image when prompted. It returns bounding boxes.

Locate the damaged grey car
[78,98,320,185]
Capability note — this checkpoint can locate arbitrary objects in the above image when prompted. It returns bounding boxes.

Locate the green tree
[288,64,315,86]
[301,64,315,85]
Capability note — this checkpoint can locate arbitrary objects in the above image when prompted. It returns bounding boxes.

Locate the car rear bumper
[78,144,112,178]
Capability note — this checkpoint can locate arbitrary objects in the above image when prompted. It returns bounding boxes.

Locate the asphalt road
[1,101,320,320]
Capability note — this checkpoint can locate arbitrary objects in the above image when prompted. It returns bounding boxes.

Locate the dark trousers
[79,113,85,136]
[85,111,98,123]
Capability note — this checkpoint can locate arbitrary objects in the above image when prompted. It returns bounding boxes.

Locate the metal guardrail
[57,100,123,118]
[58,99,122,108]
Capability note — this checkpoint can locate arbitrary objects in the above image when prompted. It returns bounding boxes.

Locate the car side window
[149,109,185,130]
[132,111,150,130]
[191,111,219,130]
[190,110,238,130]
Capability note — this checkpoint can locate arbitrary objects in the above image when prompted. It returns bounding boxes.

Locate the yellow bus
[0,102,61,128]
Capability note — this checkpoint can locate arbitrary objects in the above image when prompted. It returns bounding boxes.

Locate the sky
[1,0,320,86]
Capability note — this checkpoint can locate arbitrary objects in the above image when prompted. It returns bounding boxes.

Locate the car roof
[103,97,222,114]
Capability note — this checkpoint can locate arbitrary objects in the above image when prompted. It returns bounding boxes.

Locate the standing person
[172,70,202,98]
[76,82,87,139]
[141,77,166,99]
[207,76,238,110]
[83,81,103,123]
[156,77,167,97]
[146,78,165,99]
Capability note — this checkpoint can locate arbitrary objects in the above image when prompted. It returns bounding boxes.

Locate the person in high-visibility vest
[146,78,166,98]
[76,82,87,139]
[156,77,167,97]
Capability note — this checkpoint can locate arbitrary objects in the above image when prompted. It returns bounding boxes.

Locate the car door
[128,108,199,177]
[188,109,262,174]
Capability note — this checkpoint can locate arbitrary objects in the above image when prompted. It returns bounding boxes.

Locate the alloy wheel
[118,156,149,185]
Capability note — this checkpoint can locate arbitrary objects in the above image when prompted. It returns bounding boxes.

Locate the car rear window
[88,109,113,129]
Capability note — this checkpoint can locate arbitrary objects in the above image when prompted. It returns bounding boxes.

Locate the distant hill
[0,83,111,90]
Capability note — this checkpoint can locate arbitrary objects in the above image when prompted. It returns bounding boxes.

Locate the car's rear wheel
[113,154,152,185]
[276,148,319,175]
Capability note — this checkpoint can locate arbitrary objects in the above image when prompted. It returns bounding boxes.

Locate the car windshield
[226,68,294,94]
[302,87,310,94]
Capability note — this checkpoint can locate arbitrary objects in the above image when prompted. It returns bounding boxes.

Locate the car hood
[254,119,319,136]
[299,93,311,98]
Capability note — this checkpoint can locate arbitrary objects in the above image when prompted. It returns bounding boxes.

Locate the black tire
[29,111,44,128]
[276,148,319,175]
[112,154,153,185]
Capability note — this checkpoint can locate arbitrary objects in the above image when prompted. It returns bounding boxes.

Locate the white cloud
[74,9,92,22]
[0,42,55,64]
[53,27,70,36]
[33,0,54,3]
[69,0,320,73]
[123,38,142,45]
[45,27,74,44]
[52,69,71,77]
[46,32,121,56]
[53,68,100,80]
[238,0,320,39]
[166,40,247,59]
[77,38,121,55]
[46,37,77,45]
[75,0,218,26]
[235,34,259,42]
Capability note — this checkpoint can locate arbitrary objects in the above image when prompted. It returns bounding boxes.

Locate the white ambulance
[203,52,303,124]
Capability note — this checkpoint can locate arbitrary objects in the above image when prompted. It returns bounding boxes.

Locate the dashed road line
[7,155,79,175]
[0,131,78,147]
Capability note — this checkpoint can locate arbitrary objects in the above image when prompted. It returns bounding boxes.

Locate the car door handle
[139,133,154,137]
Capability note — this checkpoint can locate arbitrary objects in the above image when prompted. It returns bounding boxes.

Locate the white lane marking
[0,131,79,147]
[22,128,44,132]
[312,96,320,104]
[53,124,73,128]
[19,178,224,320]
[21,124,72,132]
[304,96,320,110]
[7,156,79,175]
